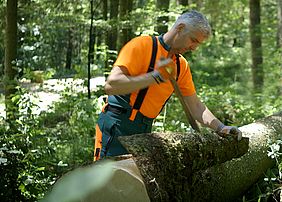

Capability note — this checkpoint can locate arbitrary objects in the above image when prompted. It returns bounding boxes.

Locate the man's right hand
[152,58,176,83]
[217,124,242,141]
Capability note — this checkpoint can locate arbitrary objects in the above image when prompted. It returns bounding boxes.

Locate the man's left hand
[217,125,242,141]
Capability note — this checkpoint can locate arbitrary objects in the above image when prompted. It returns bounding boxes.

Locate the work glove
[152,58,176,84]
[216,124,242,141]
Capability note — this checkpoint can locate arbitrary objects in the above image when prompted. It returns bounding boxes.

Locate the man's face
[172,28,207,55]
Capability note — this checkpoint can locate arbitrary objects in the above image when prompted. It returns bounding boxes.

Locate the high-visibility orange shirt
[112,35,196,118]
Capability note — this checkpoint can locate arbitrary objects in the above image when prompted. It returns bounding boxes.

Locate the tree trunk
[155,0,170,34]
[119,133,249,201]
[178,0,188,6]
[278,0,282,48]
[4,0,18,123]
[87,0,95,99]
[118,0,133,51]
[107,0,119,51]
[191,0,202,10]
[102,0,109,78]
[249,0,264,92]
[106,0,119,71]
[190,112,281,201]
[65,27,73,70]
[122,112,281,201]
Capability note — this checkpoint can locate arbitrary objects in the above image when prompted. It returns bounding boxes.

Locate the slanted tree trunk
[4,0,18,123]
[249,0,264,92]
[155,0,170,34]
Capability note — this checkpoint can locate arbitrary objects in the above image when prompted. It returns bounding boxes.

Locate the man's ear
[176,23,185,33]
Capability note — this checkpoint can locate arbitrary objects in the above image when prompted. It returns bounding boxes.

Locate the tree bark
[4,0,18,122]
[249,0,264,92]
[119,132,249,201]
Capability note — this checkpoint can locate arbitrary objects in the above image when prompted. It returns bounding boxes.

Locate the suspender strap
[129,36,181,121]
[129,36,158,121]
[176,54,180,81]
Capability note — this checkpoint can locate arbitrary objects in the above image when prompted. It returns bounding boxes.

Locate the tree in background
[107,0,119,51]
[0,2,5,77]
[4,0,18,123]
[106,0,119,70]
[155,0,170,34]
[249,0,264,92]
[118,0,133,51]
[178,0,188,6]
[278,0,282,48]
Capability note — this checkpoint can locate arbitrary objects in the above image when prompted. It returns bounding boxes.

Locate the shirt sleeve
[113,36,151,76]
[177,57,196,96]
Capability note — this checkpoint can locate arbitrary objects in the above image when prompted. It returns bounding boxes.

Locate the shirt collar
[158,34,171,51]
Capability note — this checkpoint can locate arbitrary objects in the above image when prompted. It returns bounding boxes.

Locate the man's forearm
[199,107,223,131]
[104,66,157,95]
[184,94,223,131]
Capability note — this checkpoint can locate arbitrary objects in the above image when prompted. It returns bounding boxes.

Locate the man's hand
[152,58,176,83]
[217,124,242,141]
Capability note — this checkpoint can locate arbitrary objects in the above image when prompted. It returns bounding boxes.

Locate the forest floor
[0,77,105,118]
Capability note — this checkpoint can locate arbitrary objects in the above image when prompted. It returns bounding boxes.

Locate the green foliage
[0,0,281,201]
[0,83,101,201]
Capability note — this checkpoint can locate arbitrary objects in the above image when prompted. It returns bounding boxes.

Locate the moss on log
[119,130,249,201]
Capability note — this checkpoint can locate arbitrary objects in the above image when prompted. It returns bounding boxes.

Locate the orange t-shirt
[112,35,196,118]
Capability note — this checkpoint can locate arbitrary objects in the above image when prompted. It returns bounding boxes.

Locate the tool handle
[169,77,200,133]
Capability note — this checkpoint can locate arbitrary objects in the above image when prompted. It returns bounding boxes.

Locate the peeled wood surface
[119,131,249,201]
[43,158,150,202]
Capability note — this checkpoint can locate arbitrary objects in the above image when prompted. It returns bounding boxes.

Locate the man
[94,10,242,161]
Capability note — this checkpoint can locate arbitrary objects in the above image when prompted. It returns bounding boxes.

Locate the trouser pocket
[98,112,128,157]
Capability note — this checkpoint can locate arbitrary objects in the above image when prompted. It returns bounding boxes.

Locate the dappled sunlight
[0,77,105,118]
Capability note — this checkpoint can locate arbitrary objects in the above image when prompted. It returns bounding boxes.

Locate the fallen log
[190,112,282,201]
[44,112,281,202]
[118,112,281,201]
[43,157,150,202]
[119,132,249,201]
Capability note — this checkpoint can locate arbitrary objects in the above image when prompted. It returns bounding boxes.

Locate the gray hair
[174,10,211,37]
